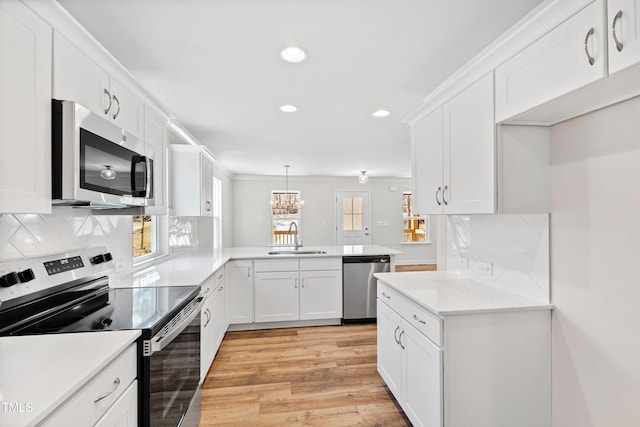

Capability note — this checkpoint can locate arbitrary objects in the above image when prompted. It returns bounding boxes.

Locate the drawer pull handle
[94,377,121,403]
[399,330,405,350]
[612,10,623,52]
[103,88,112,114]
[584,27,595,66]
[111,95,121,119]
[435,186,442,206]
[394,326,400,344]
[381,292,391,299]
[442,185,449,205]
[413,314,426,325]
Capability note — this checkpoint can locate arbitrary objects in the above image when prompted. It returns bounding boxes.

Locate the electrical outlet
[456,256,469,269]
[477,261,493,276]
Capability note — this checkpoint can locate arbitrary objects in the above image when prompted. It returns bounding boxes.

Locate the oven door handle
[148,296,203,355]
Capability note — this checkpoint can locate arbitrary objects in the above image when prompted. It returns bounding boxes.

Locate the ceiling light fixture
[271,164,303,214]
[281,46,307,63]
[280,104,298,113]
[372,109,391,118]
[358,171,369,184]
[100,165,116,180]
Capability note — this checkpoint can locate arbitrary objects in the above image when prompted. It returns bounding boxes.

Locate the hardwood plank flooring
[200,324,411,426]
[395,264,436,272]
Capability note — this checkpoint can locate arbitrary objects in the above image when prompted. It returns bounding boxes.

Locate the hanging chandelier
[271,164,302,215]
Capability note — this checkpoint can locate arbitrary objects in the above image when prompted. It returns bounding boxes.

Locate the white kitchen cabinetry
[227,260,254,324]
[144,105,168,215]
[52,31,143,137]
[411,73,495,214]
[93,380,137,427]
[495,0,606,123]
[200,268,226,381]
[253,258,342,324]
[0,0,51,214]
[170,145,214,216]
[200,276,216,381]
[43,343,138,427]
[608,0,640,73]
[255,271,299,322]
[377,281,551,427]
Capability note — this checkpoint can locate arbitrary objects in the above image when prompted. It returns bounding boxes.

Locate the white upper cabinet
[144,105,168,215]
[52,31,143,138]
[0,1,52,214]
[495,0,606,123]
[170,145,215,216]
[412,107,443,214]
[411,73,495,214]
[607,0,640,73]
[443,72,495,213]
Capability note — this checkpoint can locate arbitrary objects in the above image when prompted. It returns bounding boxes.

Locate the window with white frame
[402,192,429,243]
[271,190,301,245]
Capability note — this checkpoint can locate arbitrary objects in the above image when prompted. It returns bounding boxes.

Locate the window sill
[400,241,432,246]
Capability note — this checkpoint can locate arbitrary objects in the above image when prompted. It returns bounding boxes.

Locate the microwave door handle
[145,157,153,199]
[130,155,147,197]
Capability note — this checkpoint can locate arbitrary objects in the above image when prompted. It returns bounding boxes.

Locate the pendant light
[272,164,302,215]
[358,171,369,184]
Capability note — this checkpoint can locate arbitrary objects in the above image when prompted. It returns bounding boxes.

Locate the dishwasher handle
[342,256,390,264]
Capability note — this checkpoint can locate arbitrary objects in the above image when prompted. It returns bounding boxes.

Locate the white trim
[234,174,412,182]
[403,0,594,124]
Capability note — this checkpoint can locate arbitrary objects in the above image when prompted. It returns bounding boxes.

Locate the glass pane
[133,215,154,257]
[342,215,353,231]
[353,214,363,230]
[343,197,353,214]
[353,197,363,214]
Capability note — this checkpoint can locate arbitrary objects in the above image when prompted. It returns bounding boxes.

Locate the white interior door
[336,191,370,245]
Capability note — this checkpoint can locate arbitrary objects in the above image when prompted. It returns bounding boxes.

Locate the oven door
[141,297,202,427]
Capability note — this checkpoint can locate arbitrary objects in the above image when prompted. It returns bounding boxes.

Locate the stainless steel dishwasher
[342,255,391,322]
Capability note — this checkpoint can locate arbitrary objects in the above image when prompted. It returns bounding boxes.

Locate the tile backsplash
[447,214,549,302]
[0,210,134,271]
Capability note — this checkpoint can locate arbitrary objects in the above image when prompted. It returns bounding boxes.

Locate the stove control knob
[103,252,113,262]
[90,254,106,265]
[0,272,19,287]
[17,269,35,283]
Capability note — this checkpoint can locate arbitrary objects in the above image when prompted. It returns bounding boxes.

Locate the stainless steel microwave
[52,100,154,208]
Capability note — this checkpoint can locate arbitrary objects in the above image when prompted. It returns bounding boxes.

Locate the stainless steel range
[0,247,203,427]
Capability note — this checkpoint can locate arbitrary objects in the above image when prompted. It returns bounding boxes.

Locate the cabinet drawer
[201,275,216,297]
[213,267,225,288]
[299,257,341,271]
[377,281,442,346]
[254,259,299,272]
[44,343,137,427]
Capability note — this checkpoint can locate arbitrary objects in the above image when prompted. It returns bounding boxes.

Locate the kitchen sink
[267,250,327,255]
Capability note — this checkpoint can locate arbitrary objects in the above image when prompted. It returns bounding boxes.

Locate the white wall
[232,176,436,264]
[550,96,640,426]
[446,214,549,302]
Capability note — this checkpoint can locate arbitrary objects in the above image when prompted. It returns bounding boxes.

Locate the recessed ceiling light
[280,104,298,113]
[372,109,391,118]
[281,47,307,63]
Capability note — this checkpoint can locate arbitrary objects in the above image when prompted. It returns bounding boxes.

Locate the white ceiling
[57,0,544,178]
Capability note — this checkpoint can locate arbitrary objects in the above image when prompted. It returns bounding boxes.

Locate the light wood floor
[199,324,411,426]
[395,264,436,272]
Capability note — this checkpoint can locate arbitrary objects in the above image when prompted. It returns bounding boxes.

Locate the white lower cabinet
[227,260,254,324]
[254,271,299,322]
[253,258,342,324]
[93,380,138,427]
[377,281,551,427]
[377,301,442,427]
[201,270,227,381]
[43,343,137,427]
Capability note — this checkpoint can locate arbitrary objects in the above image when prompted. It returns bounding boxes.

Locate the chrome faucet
[288,221,299,251]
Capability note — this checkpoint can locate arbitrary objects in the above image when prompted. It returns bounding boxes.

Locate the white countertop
[111,245,400,289]
[375,271,552,316]
[0,330,140,427]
